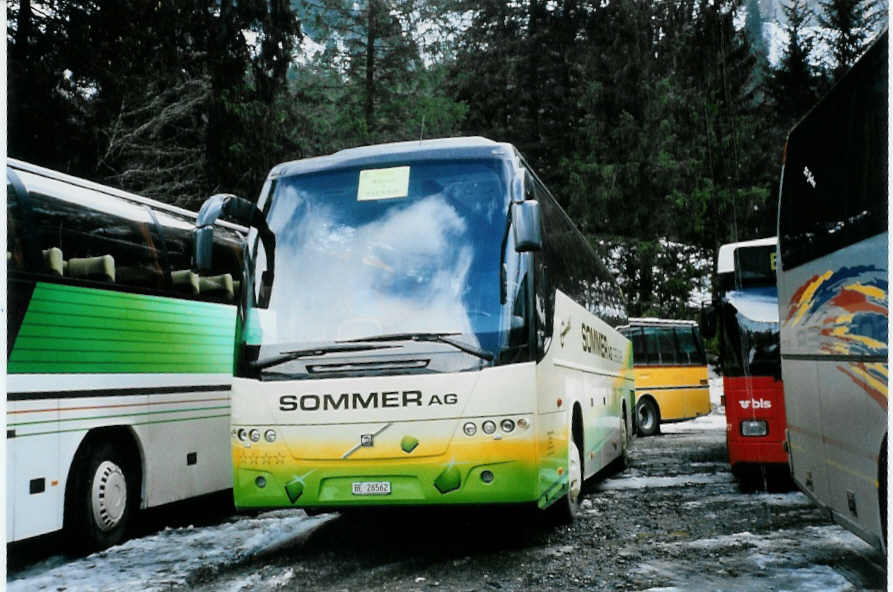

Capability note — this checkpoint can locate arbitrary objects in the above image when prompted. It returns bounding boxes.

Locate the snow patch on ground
[683,491,812,509]
[637,524,880,592]
[661,412,728,433]
[597,472,734,491]
[7,510,337,592]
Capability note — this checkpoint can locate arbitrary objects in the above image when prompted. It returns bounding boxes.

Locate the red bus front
[723,375,787,471]
[712,240,790,483]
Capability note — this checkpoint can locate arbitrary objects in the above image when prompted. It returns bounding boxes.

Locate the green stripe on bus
[9,405,230,427]
[27,295,226,323]
[12,338,233,355]
[9,283,236,374]
[10,414,231,438]
[17,326,233,345]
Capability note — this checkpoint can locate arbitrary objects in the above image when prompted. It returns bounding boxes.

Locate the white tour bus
[776,31,887,552]
[193,137,635,517]
[7,159,245,551]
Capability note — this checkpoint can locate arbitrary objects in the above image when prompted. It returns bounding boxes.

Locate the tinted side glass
[779,34,887,269]
[642,327,660,364]
[155,209,244,303]
[630,328,646,361]
[7,177,27,271]
[532,172,627,327]
[655,327,678,365]
[675,326,706,365]
[28,186,164,289]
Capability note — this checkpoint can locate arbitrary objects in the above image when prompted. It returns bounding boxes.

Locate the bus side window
[155,211,195,297]
[630,328,646,363]
[7,178,27,271]
[157,209,244,303]
[674,327,703,365]
[28,189,162,288]
[642,327,659,365]
[655,327,678,365]
[203,230,244,303]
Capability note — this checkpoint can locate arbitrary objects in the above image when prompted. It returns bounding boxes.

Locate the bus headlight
[482,420,497,435]
[741,420,768,437]
[463,422,477,437]
[500,419,516,433]
[249,429,261,442]
[264,429,277,443]
[517,418,530,430]
[237,428,249,442]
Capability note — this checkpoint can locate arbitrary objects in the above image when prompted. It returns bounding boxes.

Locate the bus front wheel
[616,408,630,471]
[636,398,660,437]
[550,438,583,522]
[65,441,138,553]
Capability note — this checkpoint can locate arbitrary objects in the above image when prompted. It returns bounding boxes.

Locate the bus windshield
[718,286,780,378]
[246,159,521,378]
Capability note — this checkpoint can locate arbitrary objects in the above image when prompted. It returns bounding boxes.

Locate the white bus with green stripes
[6,159,245,551]
[193,137,634,519]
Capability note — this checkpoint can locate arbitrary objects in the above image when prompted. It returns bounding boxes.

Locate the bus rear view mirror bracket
[513,201,543,252]
[193,193,276,306]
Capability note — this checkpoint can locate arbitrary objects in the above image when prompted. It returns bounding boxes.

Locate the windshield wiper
[339,332,494,362]
[251,344,402,371]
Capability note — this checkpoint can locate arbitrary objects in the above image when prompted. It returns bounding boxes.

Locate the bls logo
[739,399,772,410]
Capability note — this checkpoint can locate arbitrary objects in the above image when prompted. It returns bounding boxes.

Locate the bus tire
[551,437,583,523]
[65,440,138,553]
[636,398,660,437]
[616,407,630,472]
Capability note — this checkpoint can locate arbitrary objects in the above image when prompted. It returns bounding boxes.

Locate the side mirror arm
[193,194,276,304]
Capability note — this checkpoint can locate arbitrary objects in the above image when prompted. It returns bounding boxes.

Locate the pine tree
[819,0,875,79]
[769,0,821,126]
[308,0,426,143]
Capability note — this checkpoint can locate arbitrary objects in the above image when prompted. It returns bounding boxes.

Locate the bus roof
[622,317,697,328]
[8,158,247,233]
[717,236,777,274]
[269,137,520,178]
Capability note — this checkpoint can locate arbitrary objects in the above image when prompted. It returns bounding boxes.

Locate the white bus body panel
[539,291,633,479]
[779,233,887,550]
[6,373,232,542]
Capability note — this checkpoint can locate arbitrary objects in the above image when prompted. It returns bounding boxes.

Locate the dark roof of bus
[620,318,698,328]
[270,137,519,178]
[7,158,247,233]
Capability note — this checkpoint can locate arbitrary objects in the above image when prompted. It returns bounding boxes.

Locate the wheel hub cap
[639,406,653,430]
[91,461,127,531]
[568,443,582,501]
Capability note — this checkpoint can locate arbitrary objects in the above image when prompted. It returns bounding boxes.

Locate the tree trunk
[365,0,378,133]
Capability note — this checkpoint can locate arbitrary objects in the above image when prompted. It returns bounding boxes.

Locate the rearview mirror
[512,201,543,252]
[193,193,277,307]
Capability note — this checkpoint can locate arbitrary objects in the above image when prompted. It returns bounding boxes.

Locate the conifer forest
[6,0,888,317]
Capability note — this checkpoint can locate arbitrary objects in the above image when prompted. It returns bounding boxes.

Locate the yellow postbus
[618,318,710,436]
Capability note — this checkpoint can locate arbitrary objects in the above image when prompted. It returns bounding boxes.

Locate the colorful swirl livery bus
[776,31,887,552]
[6,160,245,550]
[712,237,788,481]
[193,137,635,517]
[618,319,710,436]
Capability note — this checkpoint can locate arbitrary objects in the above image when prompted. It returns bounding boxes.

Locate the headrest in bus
[198,274,235,302]
[67,255,115,282]
[171,269,200,295]
[42,248,64,276]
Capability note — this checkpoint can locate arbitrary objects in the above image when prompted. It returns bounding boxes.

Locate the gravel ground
[191,414,887,592]
[9,410,887,591]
